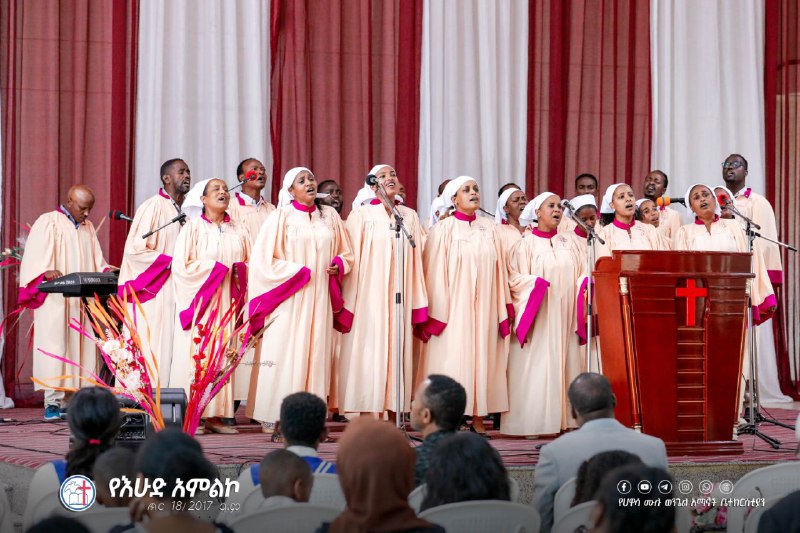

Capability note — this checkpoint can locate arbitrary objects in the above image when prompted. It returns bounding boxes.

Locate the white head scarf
[685,183,721,217]
[520,191,557,227]
[351,185,376,211]
[495,186,521,224]
[182,178,214,220]
[277,167,313,208]
[635,198,652,210]
[570,194,597,214]
[601,183,628,214]
[713,185,736,209]
[429,195,445,226]
[441,176,476,210]
[368,164,393,177]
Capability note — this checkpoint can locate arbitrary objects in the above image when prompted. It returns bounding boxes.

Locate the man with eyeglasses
[722,153,791,405]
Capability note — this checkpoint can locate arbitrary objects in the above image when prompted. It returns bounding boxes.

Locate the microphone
[655,195,686,207]
[365,174,378,186]
[717,194,731,208]
[141,212,186,239]
[109,210,134,222]
[560,199,574,211]
[229,170,260,193]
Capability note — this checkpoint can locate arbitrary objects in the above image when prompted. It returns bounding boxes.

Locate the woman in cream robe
[597,183,664,256]
[494,186,529,255]
[337,165,427,416]
[417,176,511,434]
[170,178,250,434]
[247,167,353,436]
[503,193,583,436]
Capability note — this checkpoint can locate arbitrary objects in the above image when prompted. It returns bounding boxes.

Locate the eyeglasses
[722,161,743,169]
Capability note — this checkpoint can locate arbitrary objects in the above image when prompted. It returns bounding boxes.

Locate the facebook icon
[616,480,631,494]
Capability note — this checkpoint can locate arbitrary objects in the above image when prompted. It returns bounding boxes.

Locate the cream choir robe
[418,214,511,417]
[337,202,427,413]
[246,203,353,424]
[117,190,183,386]
[596,220,665,257]
[170,214,250,419]
[502,229,582,435]
[496,223,526,256]
[657,205,683,240]
[227,192,275,400]
[558,215,577,234]
[731,189,789,404]
[18,211,109,403]
[566,228,602,372]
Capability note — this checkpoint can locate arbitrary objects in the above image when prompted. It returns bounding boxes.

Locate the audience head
[411,374,467,437]
[27,516,91,533]
[635,198,659,227]
[590,465,675,533]
[280,392,329,448]
[331,418,433,533]
[568,372,617,425]
[317,179,343,213]
[160,158,191,196]
[722,153,748,192]
[421,432,510,511]
[93,447,137,507]
[65,387,121,478]
[498,182,522,197]
[575,173,599,199]
[259,449,313,502]
[572,450,644,506]
[64,185,96,225]
[643,170,668,200]
[136,428,217,504]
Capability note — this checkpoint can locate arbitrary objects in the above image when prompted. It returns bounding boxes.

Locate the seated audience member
[420,432,510,512]
[110,428,230,533]
[410,374,467,486]
[27,516,91,533]
[572,450,643,506]
[755,415,800,532]
[319,418,445,533]
[24,387,121,529]
[533,373,668,533]
[93,447,137,508]
[589,465,675,533]
[259,449,313,509]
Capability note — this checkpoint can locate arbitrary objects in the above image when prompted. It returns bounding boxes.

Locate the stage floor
[1,405,799,470]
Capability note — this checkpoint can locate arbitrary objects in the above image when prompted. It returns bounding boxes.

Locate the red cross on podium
[676,279,708,327]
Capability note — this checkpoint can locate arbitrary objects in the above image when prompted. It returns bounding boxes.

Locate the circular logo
[678,480,693,494]
[638,480,652,494]
[617,480,632,494]
[719,480,734,494]
[699,480,714,494]
[658,480,673,494]
[59,475,96,512]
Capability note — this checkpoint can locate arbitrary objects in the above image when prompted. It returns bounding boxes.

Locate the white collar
[286,445,318,458]
[236,192,265,207]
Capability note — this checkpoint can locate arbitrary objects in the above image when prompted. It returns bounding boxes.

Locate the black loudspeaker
[116,388,188,448]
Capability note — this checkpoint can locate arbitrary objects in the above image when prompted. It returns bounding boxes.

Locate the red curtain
[0,0,138,404]
[270,0,422,215]
[764,0,800,398]
[526,0,651,197]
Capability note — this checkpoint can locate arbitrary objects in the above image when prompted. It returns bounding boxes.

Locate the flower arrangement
[692,483,727,531]
[0,223,30,272]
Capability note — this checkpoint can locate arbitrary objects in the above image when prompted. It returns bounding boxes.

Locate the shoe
[331,413,349,423]
[220,417,237,426]
[205,419,238,435]
[44,405,61,422]
[59,406,68,420]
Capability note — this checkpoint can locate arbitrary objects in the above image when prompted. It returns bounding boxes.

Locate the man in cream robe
[642,170,683,239]
[118,158,191,386]
[247,168,353,428]
[18,185,109,419]
[337,165,427,415]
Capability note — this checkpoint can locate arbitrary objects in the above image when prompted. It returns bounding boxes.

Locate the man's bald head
[65,185,95,224]
[568,372,617,425]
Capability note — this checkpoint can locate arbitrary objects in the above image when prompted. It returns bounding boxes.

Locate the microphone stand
[729,202,797,448]
[374,183,416,430]
[142,213,187,239]
[228,176,257,193]
[563,204,605,373]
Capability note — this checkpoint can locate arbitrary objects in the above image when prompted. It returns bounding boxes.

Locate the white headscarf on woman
[441,176,476,210]
[182,178,214,220]
[570,194,597,214]
[429,195,445,226]
[601,183,628,214]
[495,186,520,224]
[368,164,393,177]
[277,167,313,208]
[714,185,737,209]
[520,191,557,227]
[351,185,376,212]
[684,183,721,217]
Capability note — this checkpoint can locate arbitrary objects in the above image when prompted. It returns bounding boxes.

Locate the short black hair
[160,158,184,180]
[259,449,312,498]
[594,465,675,533]
[727,153,749,170]
[424,374,467,432]
[568,372,615,418]
[575,173,598,187]
[498,183,522,197]
[27,517,91,533]
[650,170,669,189]
[317,179,338,191]
[280,392,328,447]
[236,158,257,179]
[421,432,510,511]
[572,450,643,506]
[93,447,136,487]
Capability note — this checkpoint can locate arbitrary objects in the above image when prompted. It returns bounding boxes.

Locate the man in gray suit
[533,372,668,533]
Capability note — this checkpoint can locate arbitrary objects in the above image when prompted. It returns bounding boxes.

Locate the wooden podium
[594,251,753,455]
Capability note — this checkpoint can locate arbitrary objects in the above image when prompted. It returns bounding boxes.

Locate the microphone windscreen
[656,196,667,207]
[717,194,730,206]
